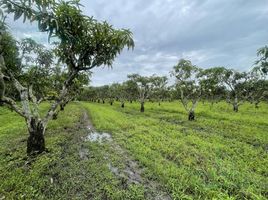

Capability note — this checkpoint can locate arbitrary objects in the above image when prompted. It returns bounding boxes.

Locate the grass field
[0,101,267,199]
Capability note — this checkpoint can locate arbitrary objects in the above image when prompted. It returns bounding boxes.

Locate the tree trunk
[52,113,58,120]
[140,102,144,112]
[27,118,46,155]
[121,102,125,108]
[233,104,238,112]
[97,99,100,103]
[188,111,195,121]
[110,101,113,106]
[255,102,259,109]
[102,100,105,104]
[233,96,239,112]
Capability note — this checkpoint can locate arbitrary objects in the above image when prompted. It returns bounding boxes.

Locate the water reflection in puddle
[85,128,112,143]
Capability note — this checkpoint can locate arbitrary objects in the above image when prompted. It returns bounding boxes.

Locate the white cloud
[6,0,268,86]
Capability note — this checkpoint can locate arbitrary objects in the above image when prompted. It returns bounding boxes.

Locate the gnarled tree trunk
[233,104,238,112]
[60,104,65,111]
[27,118,46,155]
[140,102,144,112]
[233,96,239,112]
[188,111,195,121]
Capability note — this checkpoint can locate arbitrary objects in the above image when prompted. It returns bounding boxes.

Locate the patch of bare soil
[81,110,172,200]
[78,111,92,160]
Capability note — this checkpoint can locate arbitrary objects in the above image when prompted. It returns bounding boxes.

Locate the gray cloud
[7,0,268,86]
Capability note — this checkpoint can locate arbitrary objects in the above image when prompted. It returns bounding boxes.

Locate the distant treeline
[79,58,268,119]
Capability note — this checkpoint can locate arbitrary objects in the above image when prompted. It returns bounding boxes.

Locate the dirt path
[80,110,172,200]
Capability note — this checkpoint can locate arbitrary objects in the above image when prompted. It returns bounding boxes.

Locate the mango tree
[219,68,248,112]
[0,0,134,155]
[246,47,268,107]
[107,84,117,105]
[151,75,168,106]
[78,86,97,102]
[109,83,128,107]
[96,85,109,104]
[125,79,139,103]
[127,74,154,112]
[244,67,268,108]
[117,83,129,108]
[198,67,227,107]
[19,38,55,100]
[255,46,268,75]
[171,59,202,121]
[52,71,90,119]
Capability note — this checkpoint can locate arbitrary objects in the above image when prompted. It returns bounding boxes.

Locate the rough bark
[140,102,145,112]
[233,104,238,112]
[233,96,239,112]
[27,118,46,155]
[60,104,64,111]
[52,113,58,120]
[233,102,238,112]
[188,111,195,121]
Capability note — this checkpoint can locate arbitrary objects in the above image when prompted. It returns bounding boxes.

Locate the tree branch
[28,85,40,118]
[2,96,26,118]
[43,69,78,126]
[7,70,32,119]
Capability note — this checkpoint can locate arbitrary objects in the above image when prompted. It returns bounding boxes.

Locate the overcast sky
[7,0,268,86]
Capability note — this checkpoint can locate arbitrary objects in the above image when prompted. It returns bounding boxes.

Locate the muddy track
[80,110,172,200]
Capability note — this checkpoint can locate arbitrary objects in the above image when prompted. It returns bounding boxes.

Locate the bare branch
[43,69,78,126]
[7,71,32,119]
[28,85,40,118]
[2,96,26,118]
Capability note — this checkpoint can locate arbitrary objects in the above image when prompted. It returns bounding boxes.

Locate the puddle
[79,148,89,160]
[107,163,119,175]
[80,111,171,199]
[85,132,112,143]
[107,160,142,185]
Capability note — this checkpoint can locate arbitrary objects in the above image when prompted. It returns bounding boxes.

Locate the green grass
[0,103,145,199]
[82,101,268,200]
[0,101,267,199]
